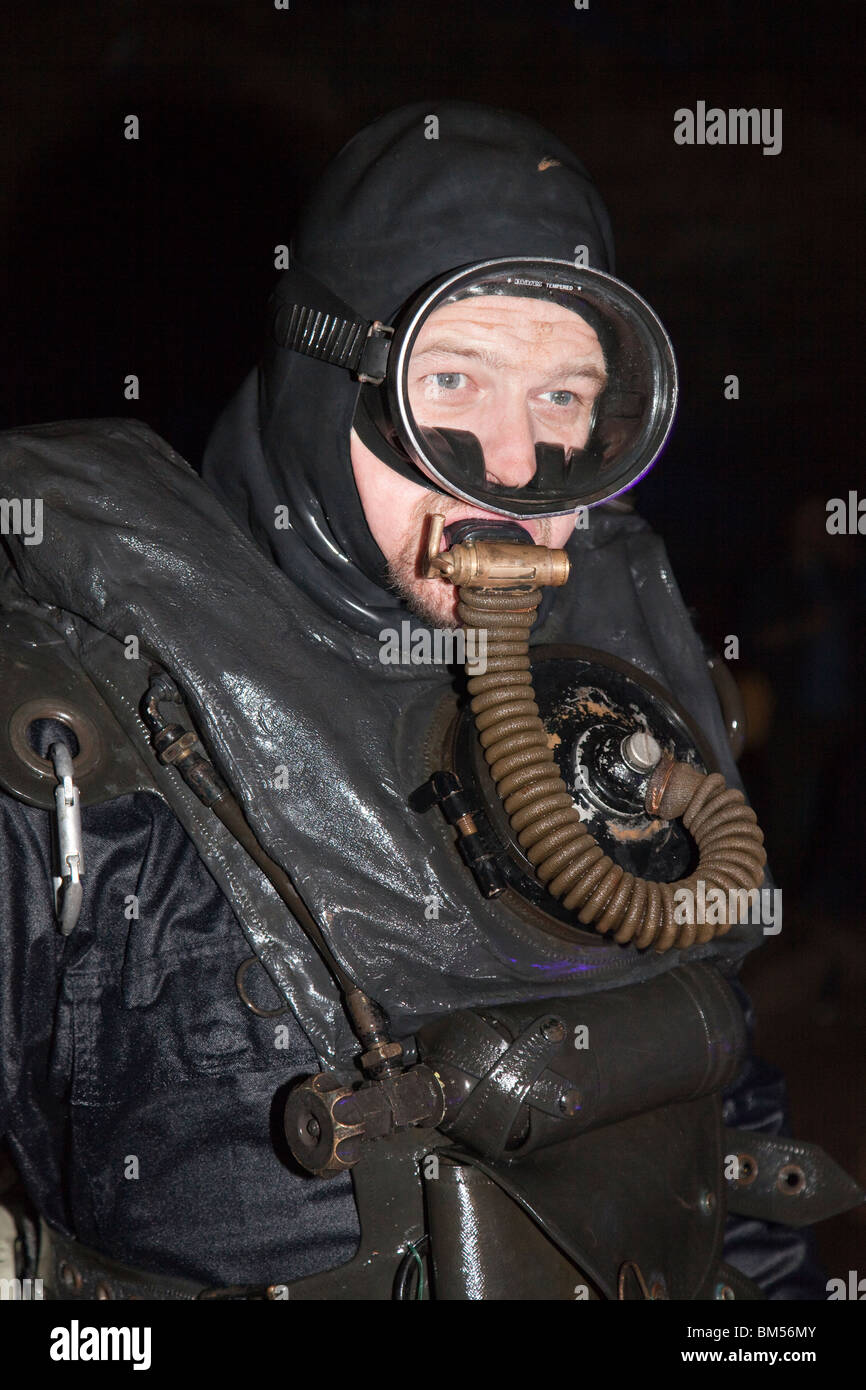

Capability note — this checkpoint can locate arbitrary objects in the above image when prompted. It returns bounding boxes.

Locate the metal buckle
[356,321,394,384]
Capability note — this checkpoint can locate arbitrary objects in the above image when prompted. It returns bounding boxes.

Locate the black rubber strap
[272,301,370,370]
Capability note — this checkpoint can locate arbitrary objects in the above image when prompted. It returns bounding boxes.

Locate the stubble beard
[385,488,554,629]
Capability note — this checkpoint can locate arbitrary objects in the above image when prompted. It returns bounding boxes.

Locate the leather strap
[724,1127,865,1227]
[445,1013,566,1159]
[37,1221,204,1302]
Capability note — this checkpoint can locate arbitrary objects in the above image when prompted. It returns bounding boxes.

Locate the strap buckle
[356,321,394,384]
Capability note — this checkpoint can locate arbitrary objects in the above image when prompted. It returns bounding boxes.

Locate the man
[0,102,853,1299]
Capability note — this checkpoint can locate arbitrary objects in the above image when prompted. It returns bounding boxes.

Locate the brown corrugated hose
[458,586,767,953]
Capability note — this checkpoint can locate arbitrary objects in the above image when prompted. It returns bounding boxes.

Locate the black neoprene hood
[202,100,621,630]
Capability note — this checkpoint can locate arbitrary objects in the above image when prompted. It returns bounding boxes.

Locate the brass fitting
[424,514,570,590]
[645,753,704,820]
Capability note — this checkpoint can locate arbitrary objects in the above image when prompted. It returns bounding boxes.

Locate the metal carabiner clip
[50,742,85,935]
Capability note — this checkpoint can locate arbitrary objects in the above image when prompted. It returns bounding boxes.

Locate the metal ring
[235,956,288,1018]
[9,698,102,783]
[617,1260,651,1300]
[777,1163,807,1196]
[59,1260,83,1292]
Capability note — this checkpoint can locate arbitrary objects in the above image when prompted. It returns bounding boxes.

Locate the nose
[482,396,537,490]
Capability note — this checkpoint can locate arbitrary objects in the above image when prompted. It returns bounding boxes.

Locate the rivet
[558,1090,582,1116]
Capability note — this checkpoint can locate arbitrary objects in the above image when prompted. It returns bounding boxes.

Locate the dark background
[1,0,863,1282]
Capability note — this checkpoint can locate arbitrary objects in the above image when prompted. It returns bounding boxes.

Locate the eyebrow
[414,340,608,388]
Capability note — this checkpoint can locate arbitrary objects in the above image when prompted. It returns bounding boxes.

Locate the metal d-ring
[235,956,289,1018]
[617,1260,652,1300]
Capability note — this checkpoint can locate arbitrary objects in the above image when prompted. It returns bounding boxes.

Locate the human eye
[426,372,468,393]
[539,389,576,408]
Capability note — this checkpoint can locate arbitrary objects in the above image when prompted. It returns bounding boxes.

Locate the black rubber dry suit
[0,102,831,1296]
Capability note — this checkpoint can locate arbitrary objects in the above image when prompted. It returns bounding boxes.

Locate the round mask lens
[389,259,677,518]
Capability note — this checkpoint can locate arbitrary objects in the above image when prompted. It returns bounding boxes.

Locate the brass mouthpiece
[424,514,570,590]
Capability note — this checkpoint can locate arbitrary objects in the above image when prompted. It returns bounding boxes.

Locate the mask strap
[273,302,369,370]
[269,266,393,382]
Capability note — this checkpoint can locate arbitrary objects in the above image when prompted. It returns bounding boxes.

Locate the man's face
[351,295,606,628]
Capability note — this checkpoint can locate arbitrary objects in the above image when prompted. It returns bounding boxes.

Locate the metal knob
[621,730,662,774]
[283,1073,366,1177]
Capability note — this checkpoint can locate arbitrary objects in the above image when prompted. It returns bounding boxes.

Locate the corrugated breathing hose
[457,585,767,953]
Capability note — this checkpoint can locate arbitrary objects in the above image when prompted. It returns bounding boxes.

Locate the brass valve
[424,514,570,590]
[284,1065,447,1178]
[284,1073,368,1177]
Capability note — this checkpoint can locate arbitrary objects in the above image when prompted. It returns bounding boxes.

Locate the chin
[390,569,461,629]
